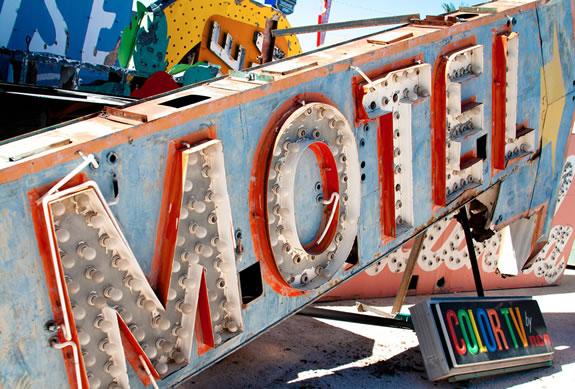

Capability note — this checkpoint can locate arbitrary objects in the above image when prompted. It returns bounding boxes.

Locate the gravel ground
[180,270,575,388]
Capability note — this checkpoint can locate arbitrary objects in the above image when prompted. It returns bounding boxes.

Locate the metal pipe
[261,16,279,64]
[455,207,485,297]
[298,306,413,330]
[272,14,419,37]
[37,152,98,205]
[317,192,339,244]
[53,341,83,389]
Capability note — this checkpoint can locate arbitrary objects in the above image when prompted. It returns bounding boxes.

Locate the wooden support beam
[391,232,426,315]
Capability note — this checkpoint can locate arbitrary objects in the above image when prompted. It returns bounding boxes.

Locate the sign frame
[410,296,553,381]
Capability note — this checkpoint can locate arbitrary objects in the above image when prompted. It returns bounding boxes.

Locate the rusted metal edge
[102,106,148,123]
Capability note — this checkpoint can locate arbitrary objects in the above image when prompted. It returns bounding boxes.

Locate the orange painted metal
[324,205,559,302]
[194,271,216,355]
[198,15,292,73]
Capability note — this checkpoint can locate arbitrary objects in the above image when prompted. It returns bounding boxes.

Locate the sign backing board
[410,297,553,381]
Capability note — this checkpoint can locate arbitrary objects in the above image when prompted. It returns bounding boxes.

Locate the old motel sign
[0,0,573,388]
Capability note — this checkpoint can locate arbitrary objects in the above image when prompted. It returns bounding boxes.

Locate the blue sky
[285,0,451,51]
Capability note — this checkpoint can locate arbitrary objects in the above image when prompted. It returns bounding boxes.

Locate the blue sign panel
[0,0,132,65]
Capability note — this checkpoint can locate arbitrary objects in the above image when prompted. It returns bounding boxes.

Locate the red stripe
[378,113,396,238]
[431,57,448,206]
[492,34,508,171]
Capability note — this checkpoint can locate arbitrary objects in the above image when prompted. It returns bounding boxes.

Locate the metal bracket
[455,207,485,296]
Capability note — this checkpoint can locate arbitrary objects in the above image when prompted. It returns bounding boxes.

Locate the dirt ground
[180,270,575,388]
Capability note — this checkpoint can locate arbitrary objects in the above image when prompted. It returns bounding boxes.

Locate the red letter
[446,309,467,355]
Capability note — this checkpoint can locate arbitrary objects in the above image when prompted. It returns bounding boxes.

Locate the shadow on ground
[181,315,375,388]
[181,274,575,388]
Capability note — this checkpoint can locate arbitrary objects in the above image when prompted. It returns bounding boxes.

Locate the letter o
[264,102,361,289]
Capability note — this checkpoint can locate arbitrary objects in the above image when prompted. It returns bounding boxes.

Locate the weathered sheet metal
[0,1,574,388]
[331,0,575,299]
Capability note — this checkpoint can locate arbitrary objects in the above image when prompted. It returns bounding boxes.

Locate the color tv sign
[410,297,553,381]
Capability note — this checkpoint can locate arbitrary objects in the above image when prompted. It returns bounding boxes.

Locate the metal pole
[272,14,419,37]
[455,207,485,297]
[298,306,413,330]
[261,16,279,64]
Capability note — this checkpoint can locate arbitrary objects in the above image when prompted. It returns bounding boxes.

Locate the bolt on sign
[410,297,553,381]
[0,0,574,388]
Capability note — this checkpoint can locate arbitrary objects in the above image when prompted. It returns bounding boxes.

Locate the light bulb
[183,180,193,192]
[99,338,118,353]
[87,293,106,309]
[137,295,156,312]
[177,300,194,314]
[155,362,168,375]
[171,350,186,364]
[94,316,113,332]
[77,329,90,346]
[61,253,75,269]
[156,338,174,353]
[188,223,207,238]
[129,324,146,342]
[51,202,66,217]
[167,288,177,301]
[195,243,213,257]
[103,287,123,302]
[72,304,86,321]
[77,243,96,261]
[104,360,122,377]
[142,343,157,359]
[86,212,105,228]
[56,228,70,243]
[85,267,104,283]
